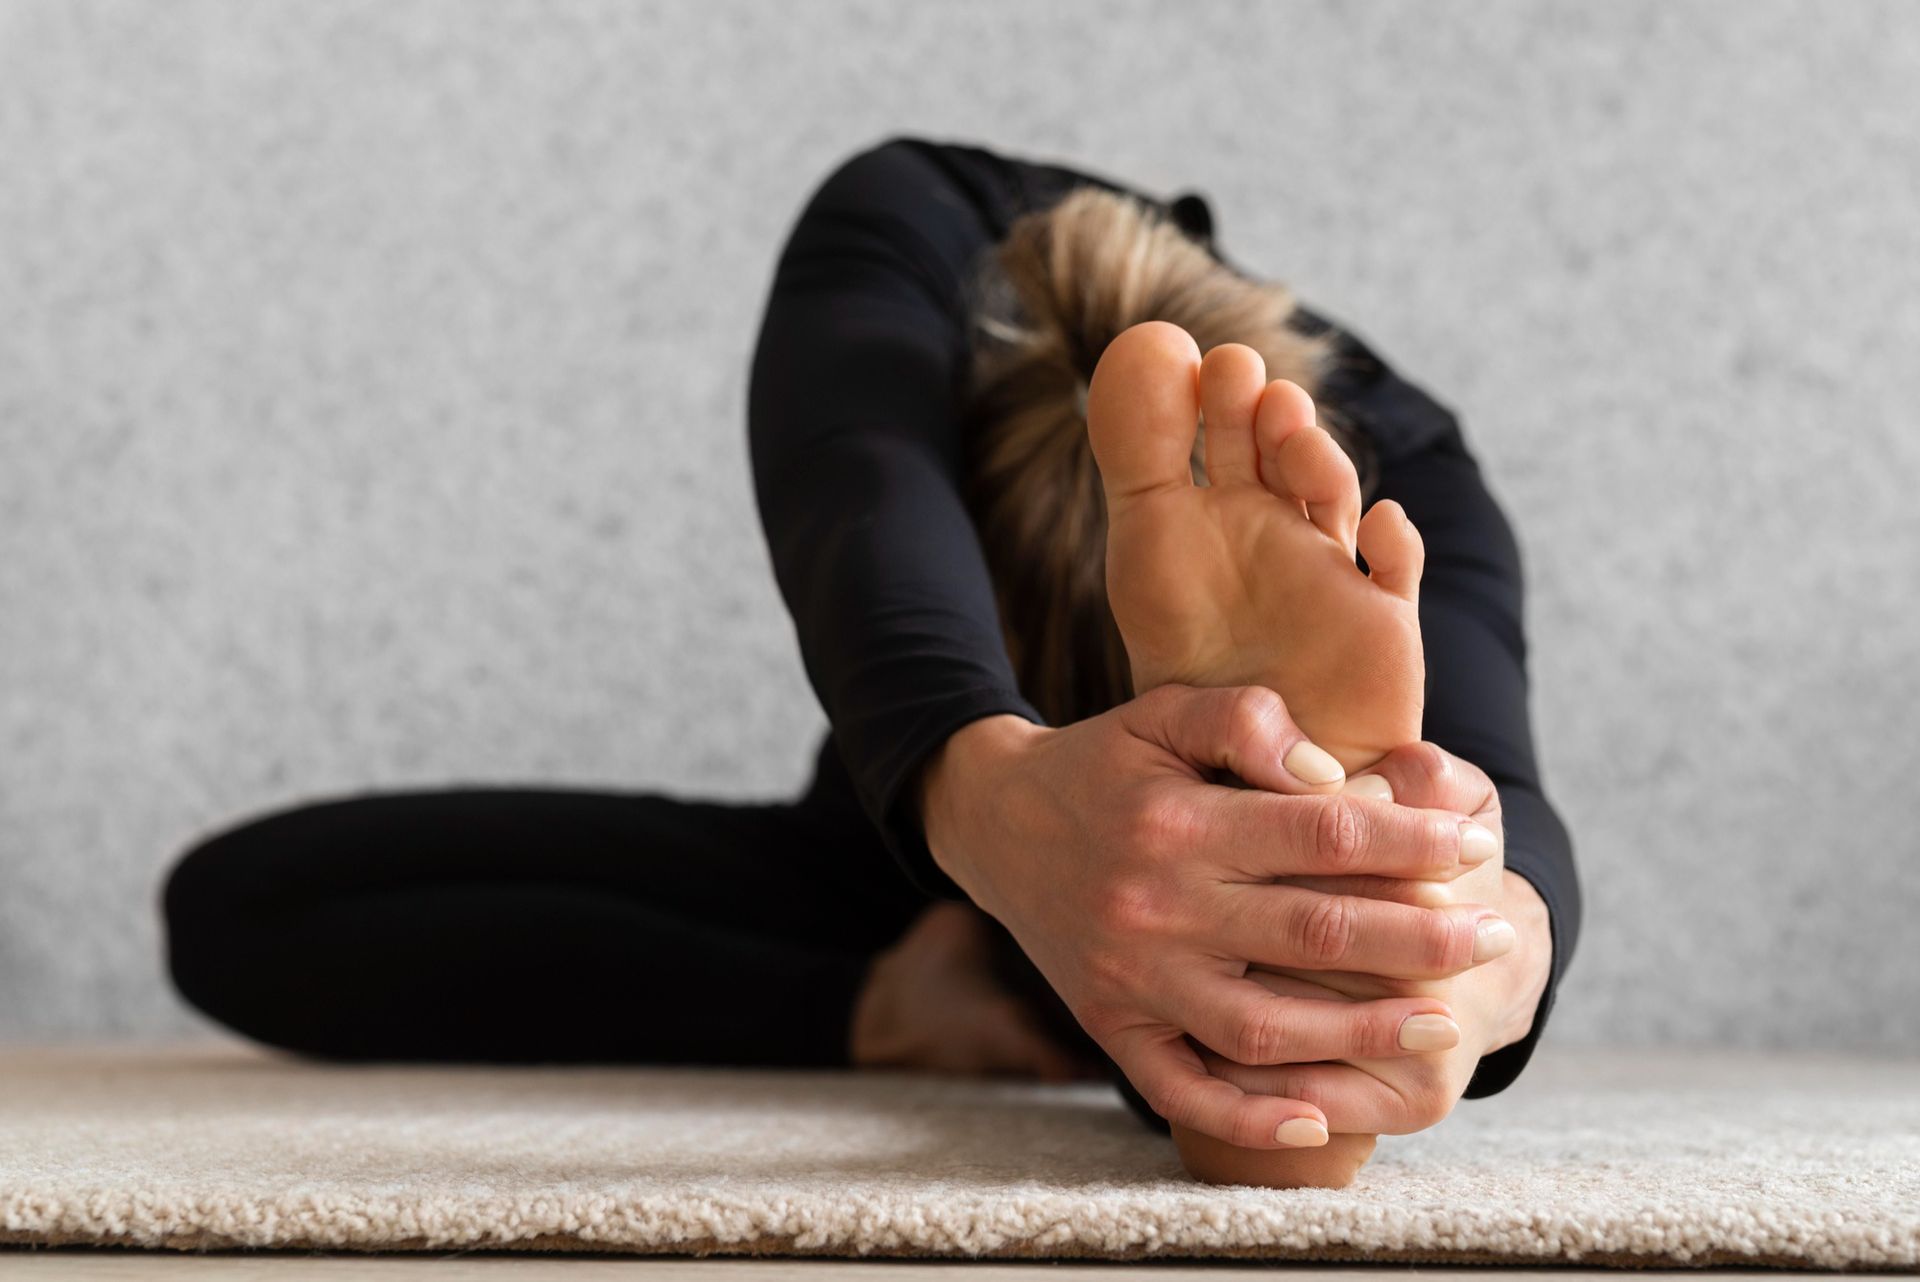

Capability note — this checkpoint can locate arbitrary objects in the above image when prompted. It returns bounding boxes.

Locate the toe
[1199,343,1266,487]
[1257,381,1361,552]
[1356,500,1425,602]
[1087,321,1202,504]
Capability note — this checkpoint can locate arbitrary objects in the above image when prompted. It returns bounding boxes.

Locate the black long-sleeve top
[748,137,1581,1098]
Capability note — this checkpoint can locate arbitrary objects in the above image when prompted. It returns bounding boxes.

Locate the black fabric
[161,750,1167,1128]
[749,137,1579,1094]
[163,134,1579,1108]
[164,740,924,1069]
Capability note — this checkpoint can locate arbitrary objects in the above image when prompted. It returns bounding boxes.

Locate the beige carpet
[1,1045,1915,1270]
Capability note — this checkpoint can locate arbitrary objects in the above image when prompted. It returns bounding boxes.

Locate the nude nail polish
[1283,741,1345,786]
[1472,916,1517,962]
[1398,1013,1461,1052]
[1459,822,1500,865]
[1275,1117,1330,1147]
[1344,774,1394,803]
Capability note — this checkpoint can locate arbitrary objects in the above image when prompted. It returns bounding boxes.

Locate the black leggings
[160,737,1141,1116]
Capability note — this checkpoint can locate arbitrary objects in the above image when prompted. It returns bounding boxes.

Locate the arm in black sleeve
[748,139,1043,898]
[1354,360,1583,1098]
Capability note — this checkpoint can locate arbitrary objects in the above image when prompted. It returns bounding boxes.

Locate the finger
[1113,1027,1331,1149]
[1213,883,1507,979]
[1123,683,1346,794]
[1274,870,1460,911]
[1334,770,1501,872]
[1346,741,1503,830]
[1173,977,1459,1065]
[1209,787,1492,881]
[1198,1054,1436,1135]
[1198,343,1265,487]
[1342,771,1396,804]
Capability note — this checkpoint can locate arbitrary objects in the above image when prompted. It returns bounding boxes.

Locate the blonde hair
[963,187,1373,727]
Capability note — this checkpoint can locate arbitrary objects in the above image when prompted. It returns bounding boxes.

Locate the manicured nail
[1459,822,1500,865]
[1398,1013,1461,1052]
[1275,1117,1330,1147]
[1472,915,1517,962]
[1344,774,1394,803]
[1283,740,1345,786]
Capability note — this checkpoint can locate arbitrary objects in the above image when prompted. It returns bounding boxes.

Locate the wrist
[918,714,1047,892]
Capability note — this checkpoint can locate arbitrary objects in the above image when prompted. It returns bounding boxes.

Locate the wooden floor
[0,1252,1828,1279]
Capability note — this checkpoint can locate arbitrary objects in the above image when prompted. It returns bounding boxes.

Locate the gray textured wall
[3,0,1917,1049]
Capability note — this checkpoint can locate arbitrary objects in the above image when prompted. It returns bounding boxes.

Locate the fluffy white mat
[1,1044,1915,1269]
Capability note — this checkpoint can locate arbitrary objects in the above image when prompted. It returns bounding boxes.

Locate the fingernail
[1459,822,1499,865]
[1283,740,1345,786]
[1275,1117,1330,1147]
[1344,774,1394,803]
[1473,915,1517,962]
[1398,1013,1461,1052]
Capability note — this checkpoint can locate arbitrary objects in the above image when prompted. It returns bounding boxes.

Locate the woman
[163,137,1579,1189]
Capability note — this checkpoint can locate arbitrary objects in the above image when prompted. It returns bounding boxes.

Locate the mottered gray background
[2,0,1916,1047]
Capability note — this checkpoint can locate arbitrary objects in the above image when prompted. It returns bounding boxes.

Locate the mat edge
[2,1228,1909,1272]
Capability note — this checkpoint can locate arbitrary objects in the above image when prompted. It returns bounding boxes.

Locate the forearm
[756,431,1041,884]
[747,141,1044,891]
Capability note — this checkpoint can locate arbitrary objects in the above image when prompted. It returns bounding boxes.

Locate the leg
[163,768,926,1067]
[1086,326,1431,1187]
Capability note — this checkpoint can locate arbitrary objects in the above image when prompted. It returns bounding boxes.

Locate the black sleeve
[748,140,1582,1093]
[747,139,1043,898]
[1348,352,1584,1098]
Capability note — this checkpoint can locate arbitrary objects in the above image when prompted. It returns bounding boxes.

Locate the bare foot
[1173,1127,1379,1190]
[1086,322,1430,1187]
[1086,322,1424,776]
[850,902,1095,1081]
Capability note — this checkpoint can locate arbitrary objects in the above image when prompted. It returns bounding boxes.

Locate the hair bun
[961,187,1341,727]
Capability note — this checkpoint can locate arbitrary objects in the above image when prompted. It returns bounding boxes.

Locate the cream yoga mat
[1,1044,1914,1269]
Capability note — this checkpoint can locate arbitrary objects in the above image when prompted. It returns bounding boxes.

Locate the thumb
[1120,684,1347,796]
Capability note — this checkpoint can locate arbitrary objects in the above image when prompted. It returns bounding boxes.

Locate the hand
[917,685,1509,1151]
[1197,741,1553,1135]
[849,901,1100,1081]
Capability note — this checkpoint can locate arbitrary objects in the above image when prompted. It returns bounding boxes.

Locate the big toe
[1087,321,1202,504]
